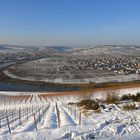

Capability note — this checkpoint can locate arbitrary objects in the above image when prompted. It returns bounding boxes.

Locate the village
[59,56,140,75]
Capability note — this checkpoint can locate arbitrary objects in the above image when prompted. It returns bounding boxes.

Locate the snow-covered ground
[0,88,140,140]
[3,69,140,84]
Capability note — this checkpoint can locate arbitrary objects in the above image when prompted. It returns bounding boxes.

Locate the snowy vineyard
[0,94,84,137]
[0,92,140,140]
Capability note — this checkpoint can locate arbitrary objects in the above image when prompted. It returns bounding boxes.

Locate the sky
[0,0,140,46]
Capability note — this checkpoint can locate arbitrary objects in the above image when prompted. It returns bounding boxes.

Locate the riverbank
[1,79,140,96]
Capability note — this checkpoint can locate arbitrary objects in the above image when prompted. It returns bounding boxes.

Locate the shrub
[77,99,99,110]
[121,94,130,101]
[136,93,140,102]
[104,93,119,104]
[121,93,140,102]
[122,104,136,111]
[67,102,76,105]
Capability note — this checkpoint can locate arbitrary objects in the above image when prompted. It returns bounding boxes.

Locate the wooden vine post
[19,108,21,125]
[6,116,11,134]
[79,111,81,125]
[34,113,37,130]
[56,103,60,128]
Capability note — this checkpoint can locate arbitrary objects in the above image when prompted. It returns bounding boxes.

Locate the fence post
[39,109,41,122]
[33,113,37,130]
[19,108,21,125]
[6,116,11,134]
[56,103,60,128]
[74,106,77,120]
[79,111,81,125]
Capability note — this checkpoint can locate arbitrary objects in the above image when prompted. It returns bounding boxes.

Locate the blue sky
[0,0,140,46]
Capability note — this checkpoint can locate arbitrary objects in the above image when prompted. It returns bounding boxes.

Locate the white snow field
[0,88,140,140]
[4,69,140,84]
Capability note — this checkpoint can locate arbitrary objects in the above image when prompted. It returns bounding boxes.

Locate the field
[3,57,116,83]
[0,87,140,140]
